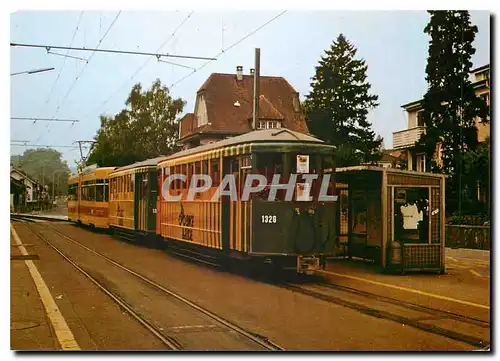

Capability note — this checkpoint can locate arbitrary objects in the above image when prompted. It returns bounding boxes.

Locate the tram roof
[163,129,330,162]
[111,156,167,175]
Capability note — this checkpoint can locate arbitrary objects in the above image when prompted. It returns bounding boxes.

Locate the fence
[445,224,490,250]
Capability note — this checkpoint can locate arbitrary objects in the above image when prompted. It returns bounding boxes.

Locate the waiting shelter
[334,166,446,273]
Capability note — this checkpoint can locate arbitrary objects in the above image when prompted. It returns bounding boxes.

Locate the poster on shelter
[296,155,309,173]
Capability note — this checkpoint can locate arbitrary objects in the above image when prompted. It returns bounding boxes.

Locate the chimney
[236,65,243,81]
[250,68,255,75]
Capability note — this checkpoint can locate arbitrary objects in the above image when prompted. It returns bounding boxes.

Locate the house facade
[10,166,42,211]
[178,66,309,149]
[392,64,490,172]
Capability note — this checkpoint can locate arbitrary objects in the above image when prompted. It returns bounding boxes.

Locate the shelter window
[394,188,430,244]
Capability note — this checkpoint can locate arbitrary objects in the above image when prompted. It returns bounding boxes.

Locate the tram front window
[253,152,334,201]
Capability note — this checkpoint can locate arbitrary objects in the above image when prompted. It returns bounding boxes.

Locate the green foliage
[417,11,489,215]
[88,79,185,167]
[303,33,383,167]
[447,213,490,226]
[10,148,71,196]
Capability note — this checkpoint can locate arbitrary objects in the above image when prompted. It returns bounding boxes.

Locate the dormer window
[196,94,208,127]
[258,120,282,129]
[292,96,300,112]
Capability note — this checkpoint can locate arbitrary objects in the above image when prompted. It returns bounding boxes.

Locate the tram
[69,129,339,274]
[67,165,115,228]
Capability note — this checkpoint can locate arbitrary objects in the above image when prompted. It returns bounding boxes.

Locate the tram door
[135,171,156,233]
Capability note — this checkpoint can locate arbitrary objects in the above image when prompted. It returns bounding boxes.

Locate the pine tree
[303,34,382,166]
[417,11,488,214]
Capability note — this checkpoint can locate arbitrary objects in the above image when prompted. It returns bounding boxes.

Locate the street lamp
[11,67,55,76]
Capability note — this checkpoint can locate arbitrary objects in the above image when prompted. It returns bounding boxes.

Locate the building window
[416,110,425,127]
[417,153,426,172]
[480,93,489,106]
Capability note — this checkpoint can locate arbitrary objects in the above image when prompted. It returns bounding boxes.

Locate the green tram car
[156,129,338,274]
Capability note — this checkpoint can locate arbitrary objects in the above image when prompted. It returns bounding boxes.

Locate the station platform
[10,224,77,350]
[321,249,490,321]
[11,213,68,222]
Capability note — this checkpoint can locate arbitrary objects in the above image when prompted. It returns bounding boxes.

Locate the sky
[10,10,490,167]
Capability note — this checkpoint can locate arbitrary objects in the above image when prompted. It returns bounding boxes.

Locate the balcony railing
[392,126,426,150]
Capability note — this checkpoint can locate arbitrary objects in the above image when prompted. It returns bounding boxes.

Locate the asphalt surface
[10,220,490,351]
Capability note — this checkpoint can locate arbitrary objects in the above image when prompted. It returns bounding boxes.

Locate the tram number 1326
[261,215,277,223]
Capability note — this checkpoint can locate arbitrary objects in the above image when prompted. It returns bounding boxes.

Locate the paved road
[445,248,490,279]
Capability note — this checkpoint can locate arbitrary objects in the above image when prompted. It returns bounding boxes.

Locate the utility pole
[252,48,261,130]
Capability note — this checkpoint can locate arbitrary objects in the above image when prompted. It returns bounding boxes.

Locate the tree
[462,136,490,215]
[11,148,71,197]
[303,33,382,167]
[88,79,185,167]
[416,11,489,215]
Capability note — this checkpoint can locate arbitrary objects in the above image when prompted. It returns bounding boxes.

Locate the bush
[447,213,490,226]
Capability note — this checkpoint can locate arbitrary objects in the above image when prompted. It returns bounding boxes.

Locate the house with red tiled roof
[178,66,309,149]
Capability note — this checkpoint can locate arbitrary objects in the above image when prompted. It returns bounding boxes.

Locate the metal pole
[252,48,261,130]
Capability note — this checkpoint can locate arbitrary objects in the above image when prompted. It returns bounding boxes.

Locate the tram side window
[110,179,115,200]
[68,184,78,201]
[211,159,220,186]
[256,153,283,181]
[95,179,103,202]
[323,155,334,173]
[104,180,109,202]
[95,179,107,202]
[82,182,88,201]
[181,164,187,191]
[175,165,181,190]
[89,180,96,201]
[187,163,193,187]
[194,161,202,187]
[229,157,240,196]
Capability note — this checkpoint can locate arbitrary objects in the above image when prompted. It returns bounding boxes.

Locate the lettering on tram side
[178,204,194,241]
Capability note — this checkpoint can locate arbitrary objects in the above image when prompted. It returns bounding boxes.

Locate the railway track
[17,219,283,351]
[281,281,490,349]
[12,216,490,350]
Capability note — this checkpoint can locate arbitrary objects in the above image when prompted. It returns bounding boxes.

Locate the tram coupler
[297,255,320,275]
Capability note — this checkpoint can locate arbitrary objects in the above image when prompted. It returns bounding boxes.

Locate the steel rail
[281,282,489,349]
[44,224,283,351]
[23,222,182,350]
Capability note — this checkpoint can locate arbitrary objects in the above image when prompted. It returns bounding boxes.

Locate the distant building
[178,66,309,149]
[373,149,407,169]
[392,64,490,173]
[10,166,41,211]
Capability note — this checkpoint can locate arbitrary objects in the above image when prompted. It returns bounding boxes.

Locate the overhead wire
[170,10,287,89]
[83,11,195,120]
[35,11,122,144]
[44,11,84,106]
